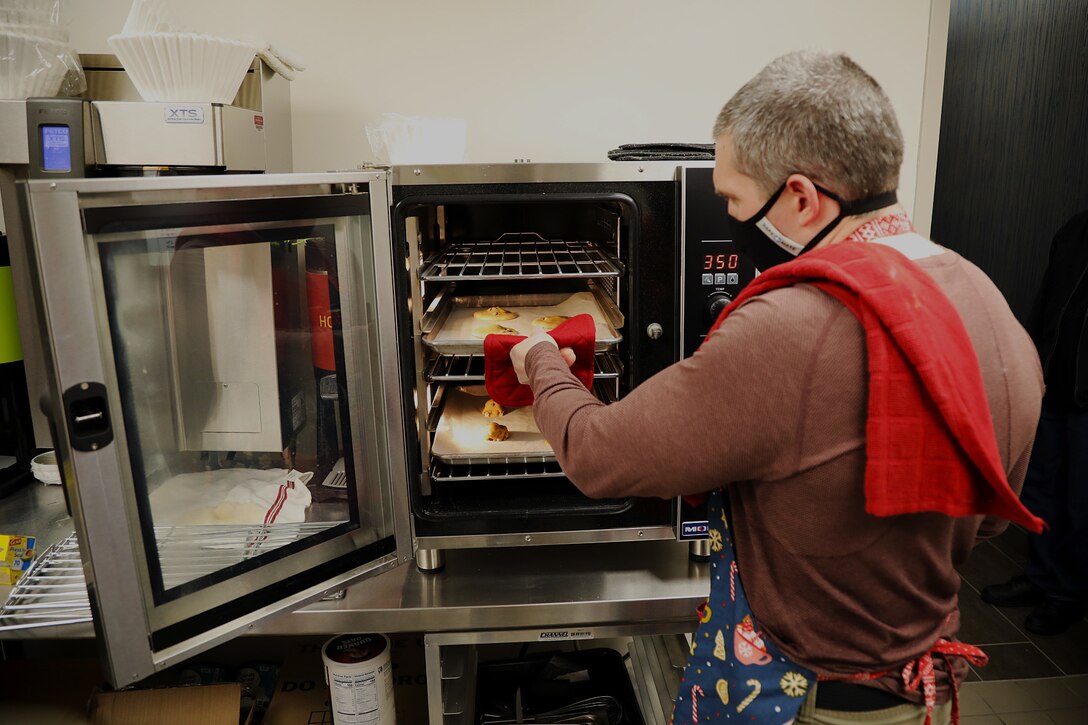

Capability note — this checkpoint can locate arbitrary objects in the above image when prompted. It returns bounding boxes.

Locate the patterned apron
[672,489,813,724]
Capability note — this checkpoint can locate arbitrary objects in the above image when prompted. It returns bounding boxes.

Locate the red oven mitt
[484,313,596,407]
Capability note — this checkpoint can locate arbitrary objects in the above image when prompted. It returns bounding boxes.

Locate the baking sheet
[431,385,555,464]
[423,291,622,354]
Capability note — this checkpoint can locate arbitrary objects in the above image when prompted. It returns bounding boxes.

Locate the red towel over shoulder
[484,313,597,407]
[698,242,1045,533]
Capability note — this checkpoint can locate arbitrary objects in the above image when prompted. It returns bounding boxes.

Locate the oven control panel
[680,166,756,357]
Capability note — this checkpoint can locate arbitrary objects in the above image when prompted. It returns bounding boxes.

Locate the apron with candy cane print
[672,489,814,724]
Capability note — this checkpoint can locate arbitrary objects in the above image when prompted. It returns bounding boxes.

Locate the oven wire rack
[426,350,623,383]
[0,522,340,632]
[420,232,624,281]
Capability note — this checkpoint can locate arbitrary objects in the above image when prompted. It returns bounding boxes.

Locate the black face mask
[732,182,898,272]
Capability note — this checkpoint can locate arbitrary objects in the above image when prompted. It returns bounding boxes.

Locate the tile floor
[955,525,1087,721]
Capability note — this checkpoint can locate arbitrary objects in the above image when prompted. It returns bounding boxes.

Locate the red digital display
[703,254,739,271]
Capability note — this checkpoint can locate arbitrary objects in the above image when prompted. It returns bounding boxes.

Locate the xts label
[164,105,205,124]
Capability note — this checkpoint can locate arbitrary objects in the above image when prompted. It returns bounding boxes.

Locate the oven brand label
[681,521,710,538]
[538,629,593,641]
[164,105,205,124]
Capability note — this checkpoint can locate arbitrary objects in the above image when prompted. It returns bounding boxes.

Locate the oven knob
[706,292,733,323]
[646,323,664,340]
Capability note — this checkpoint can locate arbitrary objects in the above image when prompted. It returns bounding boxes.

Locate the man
[982,210,1088,635]
[509,51,1043,724]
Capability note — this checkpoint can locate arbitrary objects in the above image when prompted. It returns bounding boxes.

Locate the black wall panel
[932,0,1088,321]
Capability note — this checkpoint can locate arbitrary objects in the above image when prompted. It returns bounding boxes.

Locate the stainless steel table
[1,483,710,639]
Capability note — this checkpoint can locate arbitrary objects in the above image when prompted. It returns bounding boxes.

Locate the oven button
[706,291,733,323]
[714,273,728,285]
[701,273,714,285]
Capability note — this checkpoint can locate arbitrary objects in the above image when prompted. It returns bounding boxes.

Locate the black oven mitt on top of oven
[607,142,714,160]
[483,314,596,407]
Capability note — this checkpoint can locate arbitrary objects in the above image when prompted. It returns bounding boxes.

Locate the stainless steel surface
[628,634,688,725]
[425,641,475,725]
[420,233,623,282]
[0,101,29,165]
[0,480,73,556]
[413,524,676,552]
[347,175,414,570]
[425,623,692,725]
[259,540,707,636]
[27,171,381,195]
[404,213,436,495]
[415,547,444,572]
[688,539,711,559]
[392,162,686,186]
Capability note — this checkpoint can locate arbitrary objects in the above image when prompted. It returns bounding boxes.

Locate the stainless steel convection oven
[11,163,754,686]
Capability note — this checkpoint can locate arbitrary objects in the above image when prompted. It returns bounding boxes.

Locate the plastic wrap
[0,0,86,99]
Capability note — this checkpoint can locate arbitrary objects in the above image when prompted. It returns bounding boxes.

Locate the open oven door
[15,171,410,687]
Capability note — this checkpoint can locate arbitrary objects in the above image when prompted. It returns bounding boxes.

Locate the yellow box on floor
[90,683,252,725]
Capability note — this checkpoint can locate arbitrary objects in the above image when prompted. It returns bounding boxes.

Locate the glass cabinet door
[19,172,409,686]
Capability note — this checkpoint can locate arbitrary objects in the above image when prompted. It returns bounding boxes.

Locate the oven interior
[393,185,679,537]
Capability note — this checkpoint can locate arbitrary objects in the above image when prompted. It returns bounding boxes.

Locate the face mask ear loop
[799,186,899,254]
[798,185,847,254]
[740,182,789,225]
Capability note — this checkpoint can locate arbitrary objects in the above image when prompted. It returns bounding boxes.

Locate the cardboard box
[0,534,36,584]
[90,683,252,725]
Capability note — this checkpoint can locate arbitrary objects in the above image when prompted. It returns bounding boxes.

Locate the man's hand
[510,333,577,384]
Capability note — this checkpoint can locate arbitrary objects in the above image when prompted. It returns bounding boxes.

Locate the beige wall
[62,0,941,221]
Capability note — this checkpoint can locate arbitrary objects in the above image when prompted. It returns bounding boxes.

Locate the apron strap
[818,639,987,725]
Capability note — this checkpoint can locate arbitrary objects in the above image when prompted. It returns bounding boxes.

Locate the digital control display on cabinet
[702,253,740,271]
[40,125,72,173]
[681,166,757,357]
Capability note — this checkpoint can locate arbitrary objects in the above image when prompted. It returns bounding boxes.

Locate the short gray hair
[713,50,904,201]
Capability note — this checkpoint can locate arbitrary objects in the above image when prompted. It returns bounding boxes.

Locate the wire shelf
[420,233,624,281]
[426,350,623,383]
[0,522,342,632]
[0,535,91,631]
[430,458,567,482]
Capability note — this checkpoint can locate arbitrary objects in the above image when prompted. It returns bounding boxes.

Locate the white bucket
[30,450,61,485]
[322,633,396,725]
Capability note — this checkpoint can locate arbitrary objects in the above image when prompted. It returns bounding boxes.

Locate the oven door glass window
[90,206,395,604]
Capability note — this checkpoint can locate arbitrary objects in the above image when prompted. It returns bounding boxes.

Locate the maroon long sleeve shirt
[526,241,1043,701]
